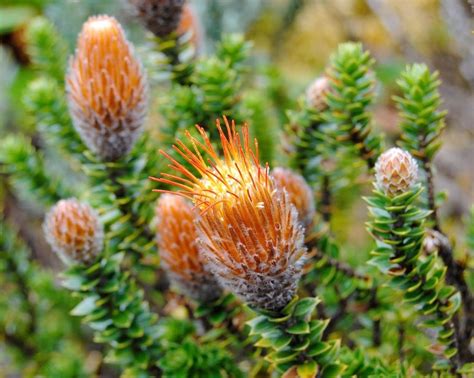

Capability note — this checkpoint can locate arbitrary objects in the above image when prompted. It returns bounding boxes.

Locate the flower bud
[66,15,148,161]
[128,0,185,37]
[44,199,103,264]
[155,194,221,302]
[375,148,418,196]
[272,167,315,229]
[305,76,330,111]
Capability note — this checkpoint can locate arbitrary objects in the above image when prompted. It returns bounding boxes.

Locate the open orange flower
[152,118,306,311]
[66,15,147,161]
[155,194,221,302]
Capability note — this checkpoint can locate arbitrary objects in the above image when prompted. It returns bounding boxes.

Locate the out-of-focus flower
[305,76,330,111]
[271,167,315,229]
[155,194,221,302]
[152,119,306,312]
[128,0,185,37]
[177,4,201,52]
[44,199,103,264]
[375,147,418,196]
[66,15,147,161]
[423,229,441,255]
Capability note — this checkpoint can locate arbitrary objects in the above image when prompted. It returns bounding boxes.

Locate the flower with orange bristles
[155,194,221,302]
[271,167,315,229]
[66,15,148,161]
[151,118,307,312]
[44,198,103,264]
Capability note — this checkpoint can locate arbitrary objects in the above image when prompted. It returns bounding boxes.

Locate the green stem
[398,324,405,361]
[2,331,36,356]
[321,175,332,223]
[106,165,154,241]
[369,288,381,347]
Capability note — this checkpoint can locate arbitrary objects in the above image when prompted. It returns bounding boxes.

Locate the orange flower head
[66,15,148,161]
[44,199,103,264]
[155,194,221,302]
[128,0,184,37]
[272,167,315,229]
[152,119,307,311]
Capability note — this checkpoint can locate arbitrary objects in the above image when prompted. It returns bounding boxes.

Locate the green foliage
[192,34,249,125]
[62,252,161,374]
[194,293,251,353]
[157,33,251,150]
[240,89,276,165]
[24,77,85,159]
[194,294,240,328]
[247,296,344,377]
[366,185,462,371]
[216,34,251,73]
[325,42,382,169]
[339,348,396,376]
[81,149,160,283]
[193,57,240,120]
[468,207,474,253]
[157,33,252,176]
[286,102,327,181]
[25,16,68,83]
[149,31,195,85]
[0,134,72,207]
[62,254,242,377]
[160,84,202,145]
[155,317,242,377]
[286,93,364,220]
[0,4,36,34]
[0,221,88,377]
[305,230,372,291]
[159,338,242,378]
[394,64,446,163]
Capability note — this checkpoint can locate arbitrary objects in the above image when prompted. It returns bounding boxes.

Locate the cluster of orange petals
[152,118,306,281]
